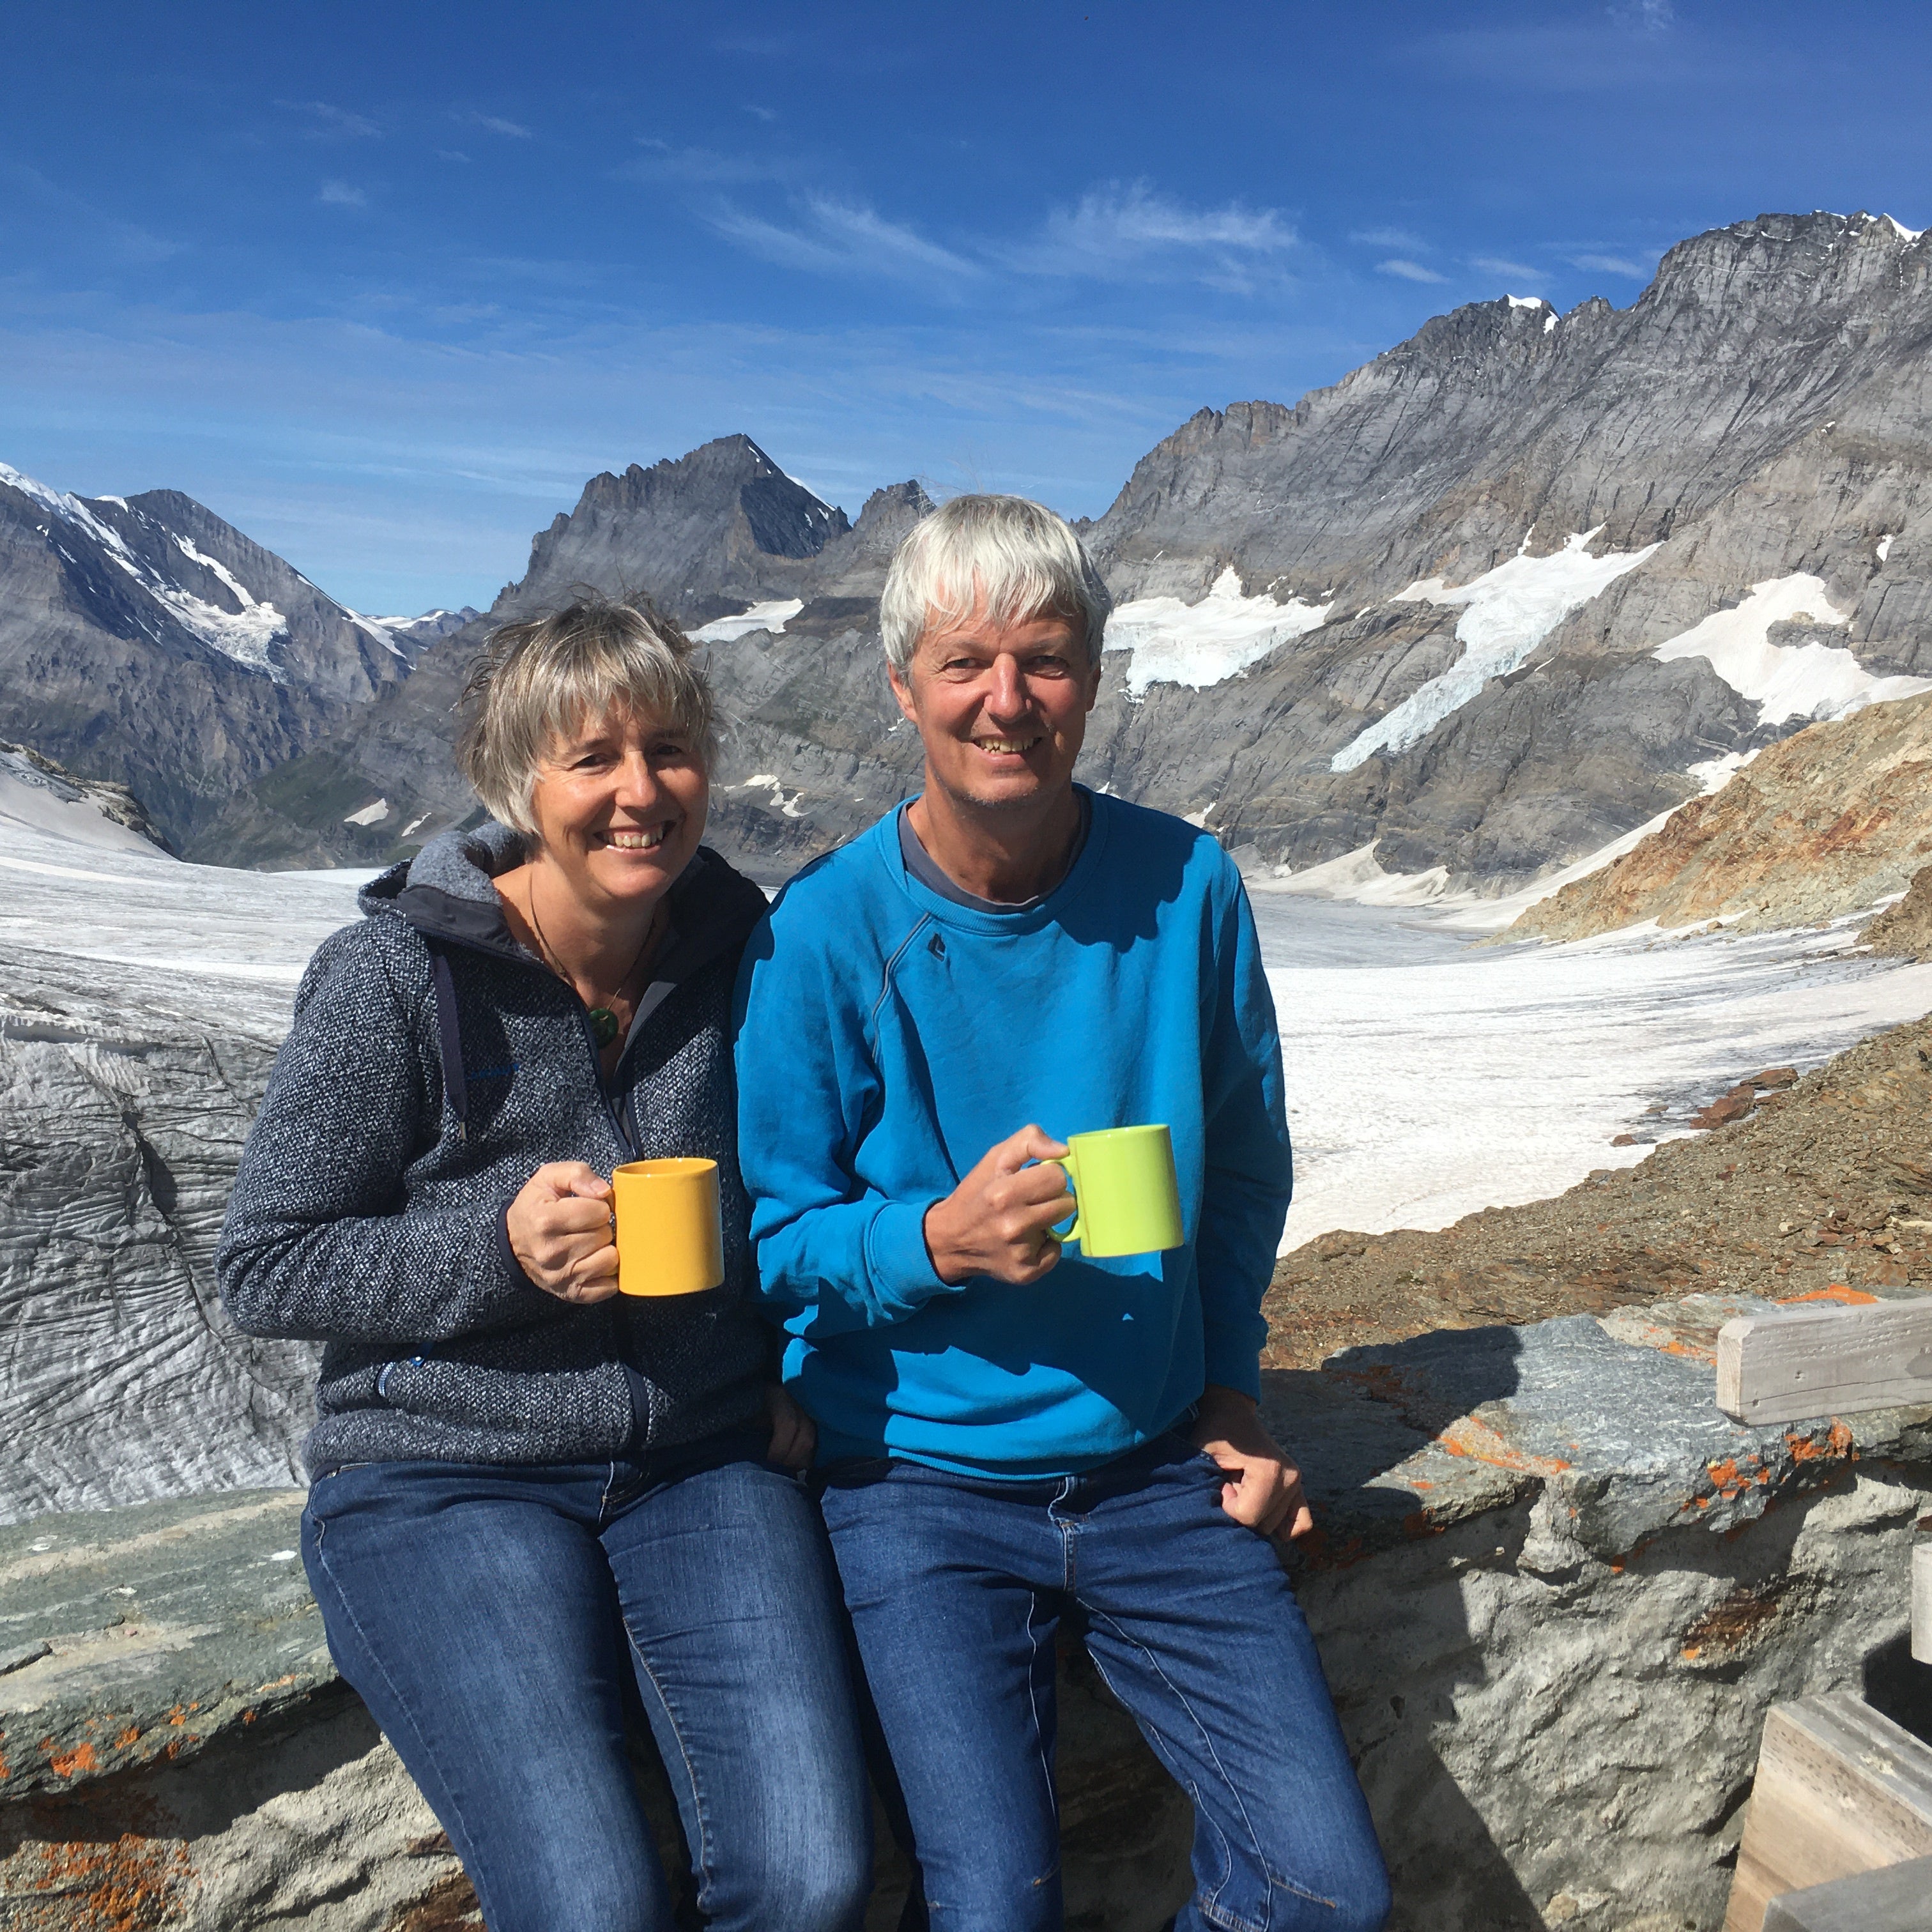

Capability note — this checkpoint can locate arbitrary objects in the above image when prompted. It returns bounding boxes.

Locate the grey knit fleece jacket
[217,823,775,1476]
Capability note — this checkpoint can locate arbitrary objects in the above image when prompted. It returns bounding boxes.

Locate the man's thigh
[818,1465,1065,1932]
[302,1460,668,1932]
[603,1453,873,1929]
[1075,1442,1390,1932]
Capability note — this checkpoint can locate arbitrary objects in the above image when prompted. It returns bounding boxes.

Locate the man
[735,495,1390,1932]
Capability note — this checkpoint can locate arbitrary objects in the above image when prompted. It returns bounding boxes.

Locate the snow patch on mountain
[0,461,292,677]
[693,599,805,643]
[1105,568,1332,696]
[1650,573,1932,724]
[1877,533,1896,562]
[0,756,170,859]
[1331,531,1660,771]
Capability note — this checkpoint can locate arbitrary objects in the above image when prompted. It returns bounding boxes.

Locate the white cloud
[1609,0,1675,30]
[280,100,379,139]
[742,103,778,123]
[1471,255,1539,278]
[624,141,786,186]
[1569,252,1652,277]
[705,195,980,286]
[1377,258,1446,284]
[456,110,532,139]
[318,180,368,208]
[1014,182,1295,291]
[1351,226,1426,250]
[436,149,471,164]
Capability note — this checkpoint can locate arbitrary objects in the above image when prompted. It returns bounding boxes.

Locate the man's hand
[922,1125,1077,1286]
[1190,1384,1314,1541]
[764,1384,817,1471]
[507,1162,620,1304]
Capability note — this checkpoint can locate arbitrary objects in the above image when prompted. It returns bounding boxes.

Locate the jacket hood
[360,820,770,986]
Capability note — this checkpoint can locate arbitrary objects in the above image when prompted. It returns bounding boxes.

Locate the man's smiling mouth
[972,735,1043,756]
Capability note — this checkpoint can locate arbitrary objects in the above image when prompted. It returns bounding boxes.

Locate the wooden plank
[1725,1696,1932,1932]
[1761,1851,1932,1931]
[1715,1298,1932,1425]
[1914,1530,1932,1666]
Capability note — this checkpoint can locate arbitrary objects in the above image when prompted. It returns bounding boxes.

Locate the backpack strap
[426,942,469,1143]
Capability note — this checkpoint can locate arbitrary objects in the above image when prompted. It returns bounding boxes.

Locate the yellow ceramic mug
[613,1158,725,1297]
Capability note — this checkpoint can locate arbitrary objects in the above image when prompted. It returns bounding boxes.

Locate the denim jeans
[303,1429,873,1932]
[818,1433,1390,1932]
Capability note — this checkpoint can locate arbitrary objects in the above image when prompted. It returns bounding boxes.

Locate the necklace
[526,882,666,1049]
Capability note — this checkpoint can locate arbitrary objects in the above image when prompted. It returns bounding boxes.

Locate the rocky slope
[1505,686,1932,941]
[196,210,1932,892]
[0,464,434,849]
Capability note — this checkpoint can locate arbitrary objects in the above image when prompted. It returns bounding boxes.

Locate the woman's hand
[507,1162,620,1304]
[764,1384,817,1471]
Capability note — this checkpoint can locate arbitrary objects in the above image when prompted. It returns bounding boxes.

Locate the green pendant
[588,1006,620,1048]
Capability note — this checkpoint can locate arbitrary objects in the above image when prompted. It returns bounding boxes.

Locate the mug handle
[1055,1144,1083,1252]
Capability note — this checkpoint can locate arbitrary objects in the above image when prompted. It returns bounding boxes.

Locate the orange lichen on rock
[1436,1415,1573,1478]
[46,1741,100,1780]
[1788,1420,1858,1462]
[1778,1284,1878,1306]
[27,1833,192,1931]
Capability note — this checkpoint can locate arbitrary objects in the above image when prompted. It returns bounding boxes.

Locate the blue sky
[3,0,1928,614]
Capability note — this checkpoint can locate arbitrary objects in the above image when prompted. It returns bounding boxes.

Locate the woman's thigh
[302,1459,672,1932]
[602,1455,873,1932]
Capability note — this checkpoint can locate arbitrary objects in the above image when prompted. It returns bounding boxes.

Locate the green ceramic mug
[1058,1124,1184,1258]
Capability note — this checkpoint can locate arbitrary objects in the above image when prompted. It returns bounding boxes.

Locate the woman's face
[526,707,708,914]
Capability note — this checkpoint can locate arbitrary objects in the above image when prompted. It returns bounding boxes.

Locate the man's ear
[887,659,921,727]
[1082,650,1103,714]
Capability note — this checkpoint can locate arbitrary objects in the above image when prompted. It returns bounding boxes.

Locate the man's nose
[983,654,1029,718]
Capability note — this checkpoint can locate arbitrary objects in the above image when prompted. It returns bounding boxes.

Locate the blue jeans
[818,1434,1390,1932]
[303,1430,873,1932]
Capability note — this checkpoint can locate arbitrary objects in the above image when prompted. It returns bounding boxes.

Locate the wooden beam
[1715,1297,1932,1426]
[1725,1696,1932,1932]
[1914,1526,1932,1667]
[1761,1852,1932,1932]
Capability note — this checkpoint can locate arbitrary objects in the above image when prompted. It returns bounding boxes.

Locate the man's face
[888,601,1101,819]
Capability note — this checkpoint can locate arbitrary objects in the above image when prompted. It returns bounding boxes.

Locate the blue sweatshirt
[733,790,1291,1478]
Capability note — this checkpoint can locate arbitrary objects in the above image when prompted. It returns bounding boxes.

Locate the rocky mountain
[0,464,433,848]
[183,210,1932,892]
[190,438,896,870]
[1505,687,1932,942]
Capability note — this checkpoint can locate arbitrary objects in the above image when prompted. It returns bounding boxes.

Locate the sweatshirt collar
[884,785,1111,935]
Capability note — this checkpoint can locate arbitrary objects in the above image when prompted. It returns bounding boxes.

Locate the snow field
[693,599,804,643]
[1257,898,1932,1250]
[1105,568,1332,696]
[1650,572,1932,724]
[1330,530,1660,771]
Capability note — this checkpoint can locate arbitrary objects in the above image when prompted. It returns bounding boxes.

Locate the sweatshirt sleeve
[217,926,553,1344]
[733,903,956,1336]
[1194,870,1293,1397]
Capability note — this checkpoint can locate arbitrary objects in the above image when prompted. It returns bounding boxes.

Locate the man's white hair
[880,493,1113,676]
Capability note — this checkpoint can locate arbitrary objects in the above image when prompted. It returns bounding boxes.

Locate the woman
[217,598,873,1932]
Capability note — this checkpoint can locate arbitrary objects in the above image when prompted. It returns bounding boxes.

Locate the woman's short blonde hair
[880,493,1112,677]
[454,597,716,836]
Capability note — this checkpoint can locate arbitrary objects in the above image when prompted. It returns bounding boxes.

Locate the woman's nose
[613,749,661,804]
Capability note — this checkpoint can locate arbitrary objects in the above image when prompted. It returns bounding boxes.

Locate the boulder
[7,1298,1931,1932]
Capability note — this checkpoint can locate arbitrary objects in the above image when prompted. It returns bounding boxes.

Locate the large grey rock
[6,1294,1929,1931]
[0,945,317,1523]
